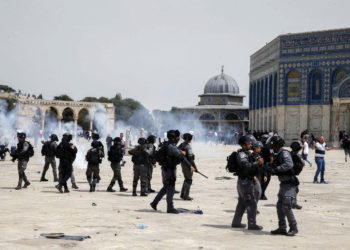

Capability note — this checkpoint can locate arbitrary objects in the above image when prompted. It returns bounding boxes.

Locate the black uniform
[41,140,58,181]
[260,145,271,199]
[86,144,104,191]
[56,141,77,192]
[151,142,192,211]
[12,141,31,189]
[271,149,298,232]
[129,144,152,195]
[107,142,127,191]
[146,142,156,192]
[232,149,260,228]
[178,142,196,200]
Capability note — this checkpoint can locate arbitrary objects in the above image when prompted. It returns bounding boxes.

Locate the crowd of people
[1,127,348,237]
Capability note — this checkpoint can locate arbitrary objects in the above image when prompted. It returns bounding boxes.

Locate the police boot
[118,179,127,192]
[132,186,137,196]
[287,225,298,236]
[107,183,116,192]
[23,182,31,188]
[15,184,22,190]
[231,223,246,228]
[248,225,263,230]
[72,183,79,189]
[92,179,97,192]
[56,184,63,193]
[150,202,157,211]
[40,169,48,181]
[64,186,70,193]
[270,228,287,235]
[140,192,148,197]
[167,208,179,214]
[292,204,302,210]
[54,177,59,182]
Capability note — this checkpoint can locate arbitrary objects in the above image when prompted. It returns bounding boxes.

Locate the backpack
[86,149,100,165]
[41,141,51,156]
[108,145,123,162]
[291,152,305,175]
[26,141,34,158]
[226,151,239,174]
[154,141,169,166]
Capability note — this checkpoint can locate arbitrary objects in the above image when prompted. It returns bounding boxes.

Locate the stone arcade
[15,97,115,136]
[249,28,350,144]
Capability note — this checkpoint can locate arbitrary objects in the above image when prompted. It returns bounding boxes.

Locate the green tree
[0,97,16,111]
[0,85,16,93]
[54,95,74,101]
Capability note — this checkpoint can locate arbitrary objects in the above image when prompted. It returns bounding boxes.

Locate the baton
[195,170,208,179]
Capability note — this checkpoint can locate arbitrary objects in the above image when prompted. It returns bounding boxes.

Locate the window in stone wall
[287,70,301,103]
[309,70,323,101]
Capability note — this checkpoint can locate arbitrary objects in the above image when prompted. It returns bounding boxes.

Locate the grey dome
[204,73,239,94]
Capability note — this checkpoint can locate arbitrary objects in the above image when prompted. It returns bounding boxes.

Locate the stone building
[178,67,249,132]
[249,28,350,144]
[0,93,115,137]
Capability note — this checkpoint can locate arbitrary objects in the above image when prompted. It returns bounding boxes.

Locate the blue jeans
[314,157,325,182]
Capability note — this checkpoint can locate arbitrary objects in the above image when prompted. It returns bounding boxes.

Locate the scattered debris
[92,203,97,206]
[136,216,141,219]
[135,224,147,229]
[215,176,233,180]
[177,208,203,214]
[40,233,91,241]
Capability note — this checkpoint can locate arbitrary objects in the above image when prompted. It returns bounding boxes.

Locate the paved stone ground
[0,142,349,249]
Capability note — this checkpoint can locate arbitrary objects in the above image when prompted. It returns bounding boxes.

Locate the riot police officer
[178,133,197,201]
[146,135,157,193]
[231,135,263,230]
[150,130,195,214]
[55,133,77,193]
[12,131,33,190]
[40,134,59,182]
[106,137,128,192]
[268,135,298,236]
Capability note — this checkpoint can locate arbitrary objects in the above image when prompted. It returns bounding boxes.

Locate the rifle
[195,169,208,179]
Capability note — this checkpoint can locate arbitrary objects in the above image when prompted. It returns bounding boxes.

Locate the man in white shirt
[311,136,334,184]
[301,136,312,167]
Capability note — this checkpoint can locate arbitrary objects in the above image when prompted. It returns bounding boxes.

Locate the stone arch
[332,68,347,85]
[62,107,75,123]
[77,108,90,131]
[225,113,240,120]
[338,77,350,98]
[286,70,301,103]
[44,107,59,138]
[92,109,108,136]
[308,69,323,103]
[199,113,216,121]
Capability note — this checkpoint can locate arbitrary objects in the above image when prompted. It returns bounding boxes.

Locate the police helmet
[252,141,264,149]
[17,131,26,139]
[290,140,302,152]
[147,135,156,144]
[238,135,254,146]
[167,130,180,139]
[182,133,193,141]
[113,137,122,144]
[50,134,59,142]
[138,137,147,145]
[260,134,270,145]
[246,134,257,144]
[269,135,285,147]
[92,133,100,140]
[62,132,73,142]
